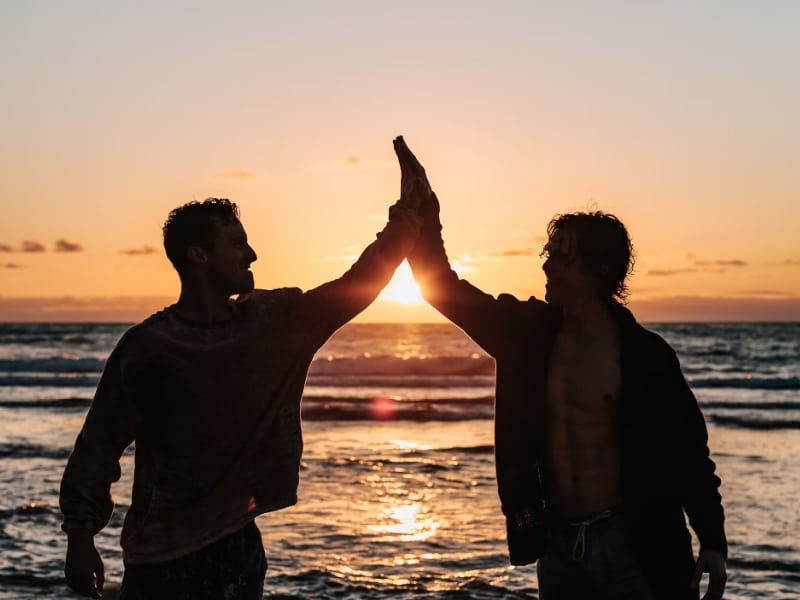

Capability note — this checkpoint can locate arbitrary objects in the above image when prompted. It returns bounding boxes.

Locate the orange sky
[2,2,799,322]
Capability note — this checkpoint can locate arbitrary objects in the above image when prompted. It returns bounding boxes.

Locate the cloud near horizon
[646,268,699,276]
[3,294,797,322]
[693,259,748,267]
[54,239,84,252]
[736,289,796,297]
[2,240,85,253]
[21,240,46,253]
[313,154,394,172]
[1,262,24,269]
[492,247,537,257]
[210,169,256,181]
[648,258,749,277]
[119,245,159,256]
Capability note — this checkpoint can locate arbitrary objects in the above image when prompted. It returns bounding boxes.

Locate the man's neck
[560,297,616,337]
[174,288,234,324]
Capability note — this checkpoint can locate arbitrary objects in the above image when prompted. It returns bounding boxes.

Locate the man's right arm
[395,137,517,354]
[60,344,140,597]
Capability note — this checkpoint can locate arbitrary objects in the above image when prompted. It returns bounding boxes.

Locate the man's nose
[248,245,257,262]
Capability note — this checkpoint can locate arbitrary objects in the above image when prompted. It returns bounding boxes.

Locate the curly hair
[545,210,635,304]
[162,198,240,274]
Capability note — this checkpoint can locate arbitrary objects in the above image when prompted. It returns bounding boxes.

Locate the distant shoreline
[1,294,799,322]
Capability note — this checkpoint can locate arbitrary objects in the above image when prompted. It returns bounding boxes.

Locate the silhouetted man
[395,137,727,600]
[60,140,425,599]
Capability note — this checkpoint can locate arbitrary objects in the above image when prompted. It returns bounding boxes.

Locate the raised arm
[297,139,425,343]
[394,137,523,355]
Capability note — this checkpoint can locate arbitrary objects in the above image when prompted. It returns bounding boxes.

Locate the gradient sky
[2,1,799,322]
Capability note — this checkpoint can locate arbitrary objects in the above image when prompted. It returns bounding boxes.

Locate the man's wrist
[64,524,95,539]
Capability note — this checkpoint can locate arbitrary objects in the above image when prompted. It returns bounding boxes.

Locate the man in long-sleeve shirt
[60,140,424,599]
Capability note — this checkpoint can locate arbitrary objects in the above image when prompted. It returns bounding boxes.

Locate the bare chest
[542,330,624,515]
[547,333,622,418]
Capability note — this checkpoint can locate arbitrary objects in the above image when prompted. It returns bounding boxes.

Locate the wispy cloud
[54,239,84,252]
[693,259,748,267]
[119,245,159,256]
[313,154,394,172]
[342,155,362,167]
[779,259,800,266]
[629,295,800,322]
[492,247,537,257]
[21,240,46,253]
[0,295,175,322]
[738,289,794,297]
[648,258,749,277]
[646,268,698,276]
[452,255,478,275]
[210,169,256,181]
[0,243,13,252]
[1,262,24,269]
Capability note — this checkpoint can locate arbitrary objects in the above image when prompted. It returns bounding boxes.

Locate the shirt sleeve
[661,347,728,558]
[59,339,142,535]
[296,202,422,345]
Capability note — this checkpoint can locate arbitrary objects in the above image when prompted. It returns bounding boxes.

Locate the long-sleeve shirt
[60,204,421,564]
[407,198,726,600]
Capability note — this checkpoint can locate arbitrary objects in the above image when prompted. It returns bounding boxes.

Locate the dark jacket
[408,197,726,600]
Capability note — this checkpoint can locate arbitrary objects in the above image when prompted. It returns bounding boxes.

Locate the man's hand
[690,549,727,600]
[65,530,104,598]
[393,136,435,212]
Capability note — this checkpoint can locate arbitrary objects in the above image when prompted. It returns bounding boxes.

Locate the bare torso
[542,315,623,518]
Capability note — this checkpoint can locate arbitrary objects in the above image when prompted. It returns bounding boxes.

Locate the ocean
[0,321,798,599]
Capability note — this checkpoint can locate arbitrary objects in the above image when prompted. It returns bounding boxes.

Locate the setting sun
[377,261,424,305]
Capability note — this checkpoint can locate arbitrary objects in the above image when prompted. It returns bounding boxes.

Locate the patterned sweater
[60,204,421,564]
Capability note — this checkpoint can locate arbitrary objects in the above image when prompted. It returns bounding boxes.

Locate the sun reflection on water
[369,502,440,542]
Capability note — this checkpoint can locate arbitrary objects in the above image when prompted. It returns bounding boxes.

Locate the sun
[377,260,424,305]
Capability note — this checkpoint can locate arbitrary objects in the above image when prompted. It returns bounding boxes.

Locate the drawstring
[570,509,614,561]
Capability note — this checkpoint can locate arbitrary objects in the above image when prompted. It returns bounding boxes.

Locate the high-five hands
[394,136,436,214]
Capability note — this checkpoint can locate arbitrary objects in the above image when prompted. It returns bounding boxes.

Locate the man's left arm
[304,203,421,331]
[662,349,728,599]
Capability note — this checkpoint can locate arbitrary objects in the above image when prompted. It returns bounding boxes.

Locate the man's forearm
[301,203,422,333]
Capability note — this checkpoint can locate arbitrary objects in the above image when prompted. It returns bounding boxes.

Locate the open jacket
[407,198,726,600]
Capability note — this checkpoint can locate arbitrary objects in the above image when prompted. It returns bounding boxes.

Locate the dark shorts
[120,521,267,600]
[537,507,654,600]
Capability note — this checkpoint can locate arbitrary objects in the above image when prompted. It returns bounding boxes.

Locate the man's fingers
[703,570,727,600]
[95,561,105,594]
[689,557,704,588]
[393,136,426,177]
[65,571,101,598]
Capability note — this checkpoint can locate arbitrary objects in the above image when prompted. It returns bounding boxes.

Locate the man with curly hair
[395,137,727,600]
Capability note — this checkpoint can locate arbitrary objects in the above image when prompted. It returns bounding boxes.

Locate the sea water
[0,322,797,598]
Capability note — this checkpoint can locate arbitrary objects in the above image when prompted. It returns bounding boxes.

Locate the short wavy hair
[162,198,240,275]
[545,210,635,304]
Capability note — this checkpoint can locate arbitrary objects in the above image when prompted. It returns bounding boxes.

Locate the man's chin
[234,274,255,295]
[544,291,563,306]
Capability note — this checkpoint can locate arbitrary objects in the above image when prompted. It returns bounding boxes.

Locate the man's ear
[186,245,208,266]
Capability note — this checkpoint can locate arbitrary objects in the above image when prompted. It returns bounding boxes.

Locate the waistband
[547,505,623,561]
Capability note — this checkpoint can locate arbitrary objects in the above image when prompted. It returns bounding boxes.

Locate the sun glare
[369,502,440,542]
[377,261,424,305]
